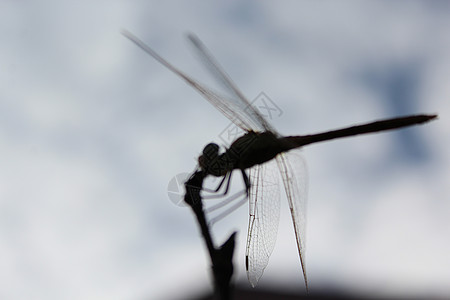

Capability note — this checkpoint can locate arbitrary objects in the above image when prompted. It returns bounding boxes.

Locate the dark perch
[184,170,236,300]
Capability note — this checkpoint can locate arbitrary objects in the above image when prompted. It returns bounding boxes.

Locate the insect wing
[276,150,309,291]
[123,31,274,133]
[187,34,276,134]
[245,159,281,287]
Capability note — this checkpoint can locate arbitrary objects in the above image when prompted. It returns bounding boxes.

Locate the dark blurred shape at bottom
[193,283,432,300]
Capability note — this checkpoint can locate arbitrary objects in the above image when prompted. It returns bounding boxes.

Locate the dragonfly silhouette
[123,31,436,291]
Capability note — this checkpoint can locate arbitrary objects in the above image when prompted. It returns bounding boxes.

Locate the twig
[184,170,236,300]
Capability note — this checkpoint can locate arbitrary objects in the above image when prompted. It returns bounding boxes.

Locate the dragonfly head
[198,143,220,172]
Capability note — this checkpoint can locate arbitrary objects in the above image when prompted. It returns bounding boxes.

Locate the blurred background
[0,1,448,299]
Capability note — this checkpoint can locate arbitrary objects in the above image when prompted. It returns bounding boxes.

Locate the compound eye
[198,143,220,171]
[203,143,219,159]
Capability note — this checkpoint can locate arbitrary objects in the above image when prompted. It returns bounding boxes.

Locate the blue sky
[0,1,449,299]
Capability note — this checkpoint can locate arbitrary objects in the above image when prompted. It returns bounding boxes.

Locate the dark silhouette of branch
[184,170,236,300]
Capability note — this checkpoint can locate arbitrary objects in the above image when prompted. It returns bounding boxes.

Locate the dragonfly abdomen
[281,114,437,149]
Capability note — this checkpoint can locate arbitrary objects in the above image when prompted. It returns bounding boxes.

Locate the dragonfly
[122,31,436,291]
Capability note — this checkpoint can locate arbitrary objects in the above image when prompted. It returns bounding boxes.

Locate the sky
[0,1,449,299]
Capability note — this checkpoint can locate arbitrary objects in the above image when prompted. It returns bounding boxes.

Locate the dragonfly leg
[206,171,233,195]
[201,172,235,199]
[215,171,233,195]
[221,171,233,195]
[200,172,228,194]
[214,174,228,192]
[241,169,250,196]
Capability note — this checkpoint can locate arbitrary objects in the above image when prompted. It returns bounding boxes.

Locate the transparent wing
[122,30,262,132]
[245,159,280,287]
[187,34,276,133]
[275,150,309,291]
